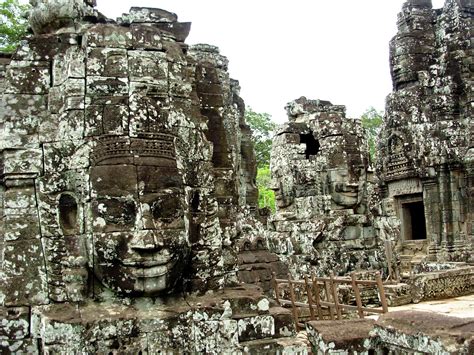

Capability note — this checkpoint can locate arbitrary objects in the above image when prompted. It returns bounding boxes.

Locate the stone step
[233,306,296,342]
[239,336,309,354]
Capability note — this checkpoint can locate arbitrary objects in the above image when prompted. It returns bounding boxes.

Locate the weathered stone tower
[268,97,393,279]
[377,0,473,264]
[0,2,305,353]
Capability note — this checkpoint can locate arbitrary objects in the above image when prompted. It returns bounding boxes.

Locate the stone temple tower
[377,0,473,264]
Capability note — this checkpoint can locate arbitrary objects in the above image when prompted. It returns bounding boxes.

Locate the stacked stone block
[377,0,473,264]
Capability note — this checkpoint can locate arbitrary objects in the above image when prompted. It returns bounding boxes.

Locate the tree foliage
[245,107,277,168]
[256,165,275,212]
[0,0,29,53]
[245,107,277,212]
[360,107,383,162]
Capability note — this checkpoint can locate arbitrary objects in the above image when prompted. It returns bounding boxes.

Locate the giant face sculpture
[270,168,295,209]
[327,166,362,209]
[88,135,190,296]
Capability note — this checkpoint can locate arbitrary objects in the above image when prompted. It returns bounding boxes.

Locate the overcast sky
[29,0,446,122]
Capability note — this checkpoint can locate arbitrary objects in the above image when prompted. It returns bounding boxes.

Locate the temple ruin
[0,0,473,353]
[377,0,473,267]
[268,97,396,280]
[0,1,308,353]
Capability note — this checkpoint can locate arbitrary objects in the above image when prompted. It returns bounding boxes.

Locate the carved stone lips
[122,258,171,267]
[340,191,358,197]
[122,256,175,278]
[139,264,168,278]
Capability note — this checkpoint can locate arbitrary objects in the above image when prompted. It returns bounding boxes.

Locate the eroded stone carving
[377,0,473,265]
[28,0,99,35]
[268,97,394,278]
[0,3,303,353]
[1,3,260,301]
[89,135,190,296]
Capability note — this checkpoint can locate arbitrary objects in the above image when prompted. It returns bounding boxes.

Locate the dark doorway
[402,200,427,240]
[409,201,426,240]
[58,193,78,235]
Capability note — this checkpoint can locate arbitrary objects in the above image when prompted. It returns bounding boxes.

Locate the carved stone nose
[130,231,163,252]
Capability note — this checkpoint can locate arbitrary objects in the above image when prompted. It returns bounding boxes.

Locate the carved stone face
[327,167,361,208]
[270,168,295,209]
[89,154,190,296]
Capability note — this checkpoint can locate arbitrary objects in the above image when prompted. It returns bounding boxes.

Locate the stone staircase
[234,305,309,353]
[398,240,429,278]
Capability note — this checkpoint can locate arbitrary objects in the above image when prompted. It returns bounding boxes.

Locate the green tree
[245,107,277,212]
[245,107,277,168]
[256,165,275,212]
[360,107,383,162]
[0,0,29,53]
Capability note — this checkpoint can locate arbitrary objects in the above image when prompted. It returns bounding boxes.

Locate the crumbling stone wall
[373,311,474,354]
[377,0,473,264]
[268,97,395,279]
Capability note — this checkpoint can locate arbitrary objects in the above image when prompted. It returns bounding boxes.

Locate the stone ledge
[306,319,376,352]
[374,311,474,353]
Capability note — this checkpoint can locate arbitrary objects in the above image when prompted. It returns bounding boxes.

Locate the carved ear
[58,193,79,235]
[254,237,266,250]
[237,238,252,252]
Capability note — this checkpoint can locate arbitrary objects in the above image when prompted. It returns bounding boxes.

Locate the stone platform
[306,295,474,354]
[374,311,474,354]
[1,285,311,354]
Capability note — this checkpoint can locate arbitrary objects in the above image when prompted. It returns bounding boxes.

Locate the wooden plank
[304,275,315,320]
[273,270,388,329]
[278,300,385,314]
[376,271,389,313]
[336,303,386,314]
[330,272,342,320]
[354,280,378,286]
[275,277,363,285]
[288,275,300,331]
[351,272,364,318]
[311,273,324,320]
[323,280,335,320]
[275,279,306,285]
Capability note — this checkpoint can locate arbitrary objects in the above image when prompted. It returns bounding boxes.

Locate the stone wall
[373,311,474,354]
[268,97,397,279]
[1,284,307,353]
[377,0,473,264]
[0,2,285,353]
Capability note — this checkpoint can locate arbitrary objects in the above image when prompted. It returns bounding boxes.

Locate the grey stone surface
[377,0,473,266]
[267,97,397,279]
[374,311,474,354]
[1,0,472,353]
[0,2,299,353]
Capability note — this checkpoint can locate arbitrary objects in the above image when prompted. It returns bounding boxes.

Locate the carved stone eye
[99,199,136,225]
[58,194,78,235]
[151,194,182,221]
